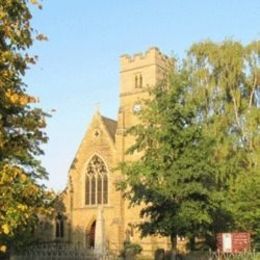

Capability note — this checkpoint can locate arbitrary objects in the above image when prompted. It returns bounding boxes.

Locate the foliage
[119,240,142,259]
[188,40,260,243]
[118,70,223,248]
[0,0,53,254]
[118,40,260,248]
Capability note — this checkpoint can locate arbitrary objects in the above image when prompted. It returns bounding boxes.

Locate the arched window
[97,174,102,204]
[134,74,143,88]
[103,174,108,204]
[85,176,90,205]
[55,214,64,238]
[91,176,96,204]
[85,155,108,205]
[135,75,138,88]
[139,74,143,88]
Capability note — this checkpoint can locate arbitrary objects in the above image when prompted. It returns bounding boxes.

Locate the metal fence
[10,242,102,260]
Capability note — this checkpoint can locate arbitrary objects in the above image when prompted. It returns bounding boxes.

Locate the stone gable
[41,47,173,257]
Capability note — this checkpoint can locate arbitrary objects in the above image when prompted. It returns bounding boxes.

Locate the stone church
[40,47,173,257]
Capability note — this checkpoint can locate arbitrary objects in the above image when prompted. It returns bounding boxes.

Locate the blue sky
[25,0,259,191]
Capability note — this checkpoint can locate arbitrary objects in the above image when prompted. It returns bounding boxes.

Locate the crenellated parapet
[117,46,174,149]
[120,47,173,72]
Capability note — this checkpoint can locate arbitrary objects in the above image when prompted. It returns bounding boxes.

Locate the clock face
[132,103,142,113]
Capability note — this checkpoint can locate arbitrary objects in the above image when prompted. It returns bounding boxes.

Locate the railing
[10,242,99,260]
[177,251,260,260]
[208,251,260,260]
[153,250,260,260]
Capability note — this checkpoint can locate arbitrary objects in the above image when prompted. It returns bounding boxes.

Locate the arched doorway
[89,220,96,248]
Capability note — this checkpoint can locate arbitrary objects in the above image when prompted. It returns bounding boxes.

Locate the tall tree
[118,70,222,250]
[118,40,260,250]
[188,40,260,243]
[0,0,53,254]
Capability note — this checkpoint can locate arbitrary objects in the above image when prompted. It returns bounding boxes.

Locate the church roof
[101,115,117,141]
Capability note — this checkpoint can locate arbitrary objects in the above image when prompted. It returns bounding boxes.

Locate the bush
[119,241,142,259]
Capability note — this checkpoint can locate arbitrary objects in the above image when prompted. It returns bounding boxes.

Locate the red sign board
[217,232,250,253]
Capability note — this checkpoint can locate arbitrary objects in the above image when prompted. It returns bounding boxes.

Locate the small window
[103,174,108,204]
[85,176,90,204]
[91,176,96,204]
[134,73,143,88]
[55,214,64,238]
[97,175,102,204]
[139,74,143,88]
[135,75,138,88]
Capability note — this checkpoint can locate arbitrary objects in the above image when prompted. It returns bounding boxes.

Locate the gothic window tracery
[85,155,108,205]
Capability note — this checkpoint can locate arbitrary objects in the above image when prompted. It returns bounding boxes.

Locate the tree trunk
[189,236,195,251]
[170,234,177,251]
[170,234,178,260]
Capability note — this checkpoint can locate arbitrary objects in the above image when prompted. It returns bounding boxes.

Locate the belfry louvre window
[135,74,143,88]
[85,155,108,205]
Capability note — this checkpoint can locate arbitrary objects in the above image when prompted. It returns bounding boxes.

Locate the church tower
[116,47,173,161]
[115,48,173,254]
[38,47,174,258]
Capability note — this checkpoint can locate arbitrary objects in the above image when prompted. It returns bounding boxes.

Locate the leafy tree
[118,40,259,250]
[0,0,53,254]
[188,40,260,243]
[118,70,222,250]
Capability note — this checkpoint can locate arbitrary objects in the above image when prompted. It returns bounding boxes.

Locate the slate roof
[101,115,117,141]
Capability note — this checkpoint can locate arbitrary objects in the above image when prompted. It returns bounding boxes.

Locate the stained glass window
[85,155,108,205]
